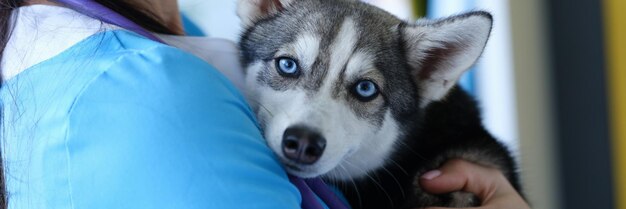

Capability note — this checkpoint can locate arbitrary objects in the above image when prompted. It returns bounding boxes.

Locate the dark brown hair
[0,1,177,209]
[0,2,19,209]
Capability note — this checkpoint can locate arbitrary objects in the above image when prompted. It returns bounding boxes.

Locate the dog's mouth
[281,160,320,177]
[279,148,356,178]
[279,159,324,177]
[283,161,302,171]
[284,164,302,172]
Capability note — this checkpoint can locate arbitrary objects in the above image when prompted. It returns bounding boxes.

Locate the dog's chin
[281,161,330,178]
[278,149,356,179]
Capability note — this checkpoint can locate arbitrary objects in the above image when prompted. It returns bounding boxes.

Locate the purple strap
[305,178,349,209]
[289,175,325,209]
[53,0,164,43]
[52,1,347,208]
[289,175,349,209]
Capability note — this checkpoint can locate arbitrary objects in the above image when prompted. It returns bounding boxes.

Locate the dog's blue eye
[276,57,299,77]
[353,80,379,101]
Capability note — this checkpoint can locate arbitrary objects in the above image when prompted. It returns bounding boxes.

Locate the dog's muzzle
[282,125,326,165]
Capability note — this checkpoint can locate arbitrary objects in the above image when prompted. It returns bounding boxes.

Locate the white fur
[243,61,269,113]
[277,33,321,69]
[345,51,375,79]
[343,51,387,91]
[404,14,492,106]
[325,111,400,180]
[255,88,309,163]
[326,18,358,83]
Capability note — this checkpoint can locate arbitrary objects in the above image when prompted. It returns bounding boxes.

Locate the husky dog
[237,0,522,208]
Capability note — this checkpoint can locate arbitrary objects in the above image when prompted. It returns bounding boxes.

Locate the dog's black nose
[282,126,326,165]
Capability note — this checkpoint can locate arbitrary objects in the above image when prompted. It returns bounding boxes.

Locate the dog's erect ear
[403,12,492,106]
[237,0,295,26]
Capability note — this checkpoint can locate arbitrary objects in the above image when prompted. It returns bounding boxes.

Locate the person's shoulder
[68,29,259,145]
[65,29,251,125]
[96,30,210,66]
[79,30,213,68]
[89,30,243,98]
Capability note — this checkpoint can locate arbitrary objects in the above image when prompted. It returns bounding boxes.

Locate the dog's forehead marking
[279,33,321,70]
[320,17,358,94]
[346,51,371,75]
[345,51,386,91]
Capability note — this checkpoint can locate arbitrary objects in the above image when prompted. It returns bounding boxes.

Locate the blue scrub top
[2,30,302,209]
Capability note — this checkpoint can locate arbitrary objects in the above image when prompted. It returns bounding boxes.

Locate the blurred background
[177,0,625,208]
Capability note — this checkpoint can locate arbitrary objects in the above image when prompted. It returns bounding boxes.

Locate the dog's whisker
[380,166,406,199]
[396,140,428,161]
[341,164,363,209]
[345,160,395,208]
[387,158,409,176]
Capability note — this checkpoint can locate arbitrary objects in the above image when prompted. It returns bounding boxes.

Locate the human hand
[418,159,530,209]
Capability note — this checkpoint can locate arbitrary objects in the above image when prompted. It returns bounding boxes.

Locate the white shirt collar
[0,4,245,93]
[1,5,116,81]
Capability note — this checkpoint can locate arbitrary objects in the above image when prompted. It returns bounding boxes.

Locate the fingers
[418,159,530,209]
[420,159,501,199]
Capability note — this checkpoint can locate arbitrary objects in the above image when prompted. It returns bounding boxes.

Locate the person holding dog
[0,0,529,208]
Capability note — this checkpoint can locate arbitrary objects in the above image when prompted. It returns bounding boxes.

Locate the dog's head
[238,0,492,179]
